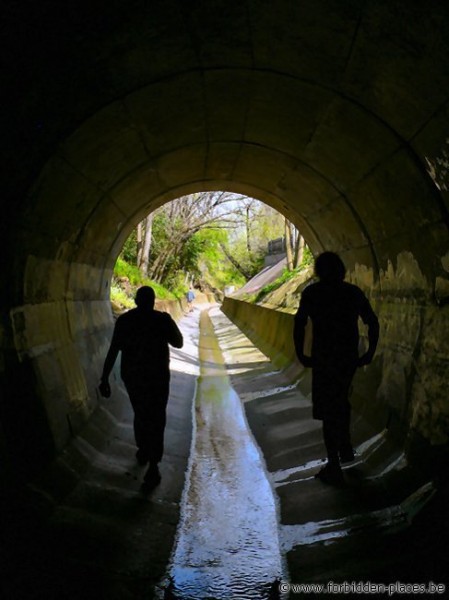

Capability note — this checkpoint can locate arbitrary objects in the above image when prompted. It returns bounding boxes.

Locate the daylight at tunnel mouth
[2,0,449,598]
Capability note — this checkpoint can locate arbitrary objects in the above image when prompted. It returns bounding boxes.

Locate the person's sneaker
[136,449,149,466]
[315,464,345,486]
[141,465,161,493]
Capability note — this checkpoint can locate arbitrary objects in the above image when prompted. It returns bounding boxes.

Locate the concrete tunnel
[1,0,449,592]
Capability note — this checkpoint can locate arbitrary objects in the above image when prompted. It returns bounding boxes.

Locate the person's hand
[298,354,313,368]
[99,379,111,398]
[357,353,373,368]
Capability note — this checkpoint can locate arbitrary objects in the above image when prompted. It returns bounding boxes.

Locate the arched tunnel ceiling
[4,0,449,302]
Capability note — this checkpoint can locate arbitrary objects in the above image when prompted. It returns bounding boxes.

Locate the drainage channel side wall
[221,297,449,479]
[221,296,386,446]
[221,297,299,369]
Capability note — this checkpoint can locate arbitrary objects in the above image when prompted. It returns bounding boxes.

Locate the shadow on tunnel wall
[0,354,55,482]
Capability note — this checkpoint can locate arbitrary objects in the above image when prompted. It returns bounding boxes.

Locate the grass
[254,267,301,302]
[111,257,177,311]
[253,248,314,303]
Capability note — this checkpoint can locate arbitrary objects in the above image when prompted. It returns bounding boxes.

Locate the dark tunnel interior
[1,0,449,596]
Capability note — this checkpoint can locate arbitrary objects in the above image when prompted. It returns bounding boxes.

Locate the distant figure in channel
[293,252,379,485]
[99,286,183,491]
[186,287,195,312]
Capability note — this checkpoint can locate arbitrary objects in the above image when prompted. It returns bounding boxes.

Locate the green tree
[117,192,298,294]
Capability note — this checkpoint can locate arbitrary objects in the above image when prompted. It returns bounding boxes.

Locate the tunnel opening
[6,165,449,484]
[4,165,448,593]
[108,191,303,311]
[3,112,449,502]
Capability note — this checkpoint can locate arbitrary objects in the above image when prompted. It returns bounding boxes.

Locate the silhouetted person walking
[293,252,379,485]
[100,286,183,490]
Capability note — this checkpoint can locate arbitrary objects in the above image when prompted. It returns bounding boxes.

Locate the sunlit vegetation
[254,246,314,303]
[111,191,306,307]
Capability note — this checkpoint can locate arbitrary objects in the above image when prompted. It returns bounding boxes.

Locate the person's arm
[165,314,184,348]
[99,322,121,397]
[293,295,313,368]
[358,296,379,367]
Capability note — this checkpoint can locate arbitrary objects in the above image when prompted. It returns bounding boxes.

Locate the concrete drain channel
[157,308,285,599]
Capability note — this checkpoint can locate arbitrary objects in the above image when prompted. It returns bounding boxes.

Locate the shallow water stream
[161,308,284,599]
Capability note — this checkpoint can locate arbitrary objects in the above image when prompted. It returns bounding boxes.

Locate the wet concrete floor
[159,309,283,599]
[210,306,449,595]
[2,304,448,599]
[2,308,200,599]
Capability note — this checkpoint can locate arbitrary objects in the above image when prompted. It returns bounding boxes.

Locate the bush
[114,258,144,286]
[111,258,177,312]
[110,284,135,310]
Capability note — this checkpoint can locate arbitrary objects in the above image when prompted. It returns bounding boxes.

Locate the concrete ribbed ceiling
[3,0,449,302]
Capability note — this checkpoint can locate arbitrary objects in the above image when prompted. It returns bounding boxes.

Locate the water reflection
[280,481,436,551]
[161,309,284,599]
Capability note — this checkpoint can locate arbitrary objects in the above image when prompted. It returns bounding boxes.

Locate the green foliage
[254,248,314,302]
[121,229,138,264]
[254,267,300,302]
[169,272,190,298]
[114,257,144,286]
[150,234,201,290]
[110,284,135,310]
[301,245,314,267]
[112,257,177,312]
[144,280,176,300]
[195,228,246,290]
[114,194,311,303]
[150,212,169,256]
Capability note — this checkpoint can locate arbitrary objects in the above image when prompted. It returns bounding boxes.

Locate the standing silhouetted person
[293,252,379,485]
[100,286,183,490]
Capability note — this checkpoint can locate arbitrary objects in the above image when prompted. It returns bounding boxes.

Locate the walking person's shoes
[315,463,345,486]
[136,448,149,466]
[339,448,356,464]
[141,464,162,493]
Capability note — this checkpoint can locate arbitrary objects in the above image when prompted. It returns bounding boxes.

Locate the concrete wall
[0,290,210,482]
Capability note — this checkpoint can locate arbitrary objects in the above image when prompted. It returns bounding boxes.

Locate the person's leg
[322,416,340,467]
[125,381,151,463]
[314,407,344,485]
[335,367,355,463]
[125,378,169,465]
[338,401,354,462]
[146,401,167,466]
[312,366,344,485]
[142,378,170,488]
[312,368,340,465]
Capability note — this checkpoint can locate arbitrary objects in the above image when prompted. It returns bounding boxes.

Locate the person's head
[135,286,155,309]
[314,252,346,282]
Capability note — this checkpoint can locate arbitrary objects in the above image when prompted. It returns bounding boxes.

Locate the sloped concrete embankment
[219,298,449,585]
[221,295,448,473]
[222,290,421,454]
